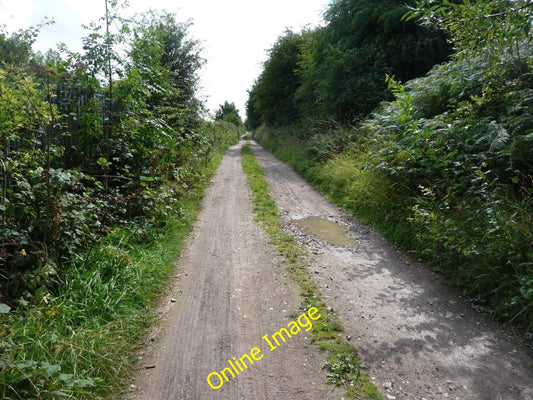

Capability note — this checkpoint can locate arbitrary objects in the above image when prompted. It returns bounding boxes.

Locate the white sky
[0,0,330,119]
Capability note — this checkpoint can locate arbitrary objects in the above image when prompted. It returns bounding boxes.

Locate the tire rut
[250,140,533,400]
[129,142,342,400]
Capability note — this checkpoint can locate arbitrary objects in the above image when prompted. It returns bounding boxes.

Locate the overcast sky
[0,0,330,118]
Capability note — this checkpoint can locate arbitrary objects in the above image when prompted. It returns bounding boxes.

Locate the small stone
[346,335,352,341]
[383,382,393,390]
[170,298,177,303]
[386,395,397,400]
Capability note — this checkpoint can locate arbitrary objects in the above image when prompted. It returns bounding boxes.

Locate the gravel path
[129,141,342,400]
[129,139,532,400]
[250,140,533,400]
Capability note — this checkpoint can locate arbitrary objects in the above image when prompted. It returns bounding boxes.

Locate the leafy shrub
[0,8,226,305]
[252,3,533,332]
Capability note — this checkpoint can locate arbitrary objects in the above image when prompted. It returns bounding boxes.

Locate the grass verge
[240,142,384,400]
[254,126,533,337]
[0,128,239,400]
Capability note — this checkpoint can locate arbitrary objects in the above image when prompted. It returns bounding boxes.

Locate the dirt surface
[130,139,532,400]
[129,141,342,399]
[249,140,533,400]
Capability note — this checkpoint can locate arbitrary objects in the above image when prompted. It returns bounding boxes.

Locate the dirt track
[130,139,532,400]
[129,141,342,399]
[250,141,533,400]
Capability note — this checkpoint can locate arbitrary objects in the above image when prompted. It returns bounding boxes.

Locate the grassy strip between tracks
[241,142,384,400]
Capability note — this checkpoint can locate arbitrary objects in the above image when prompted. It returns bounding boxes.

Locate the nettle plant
[365,0,533,328]
[0,4,211,308]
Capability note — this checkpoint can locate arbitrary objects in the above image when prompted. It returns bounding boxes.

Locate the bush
[253,42,533,333]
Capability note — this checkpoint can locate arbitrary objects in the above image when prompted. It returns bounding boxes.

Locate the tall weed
[254,52,533,334]
[0,122,240,399]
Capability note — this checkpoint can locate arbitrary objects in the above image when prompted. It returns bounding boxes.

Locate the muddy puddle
[292,216,357,246]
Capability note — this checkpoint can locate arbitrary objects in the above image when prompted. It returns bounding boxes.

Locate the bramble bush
[251,0,533,333]
[0,3,243,398]
[0,6,212,305]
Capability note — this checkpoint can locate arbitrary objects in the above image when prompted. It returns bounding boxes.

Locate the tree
[215,101,243,126]
[246,30,305,128]
[118,9,207,187]
[0,22,52,67]
[247,0,452,128]
[245,87,262,130]
[129,10,204,131]
[405,0,532,63]
[0,7,213,305]
[296,0,452,124]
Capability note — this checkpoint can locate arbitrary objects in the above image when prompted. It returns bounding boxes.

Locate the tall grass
[254,124,533,337]
[0,122,241,399]
[1,221,188,399]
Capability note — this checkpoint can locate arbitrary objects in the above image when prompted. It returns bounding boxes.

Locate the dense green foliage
[0,2,243,398]
[214,101,244,127]
[0,5,208,303]
[250,0,533,334]
[0,121,239,399]
[246,0,451,128]
[246,30,306,129]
